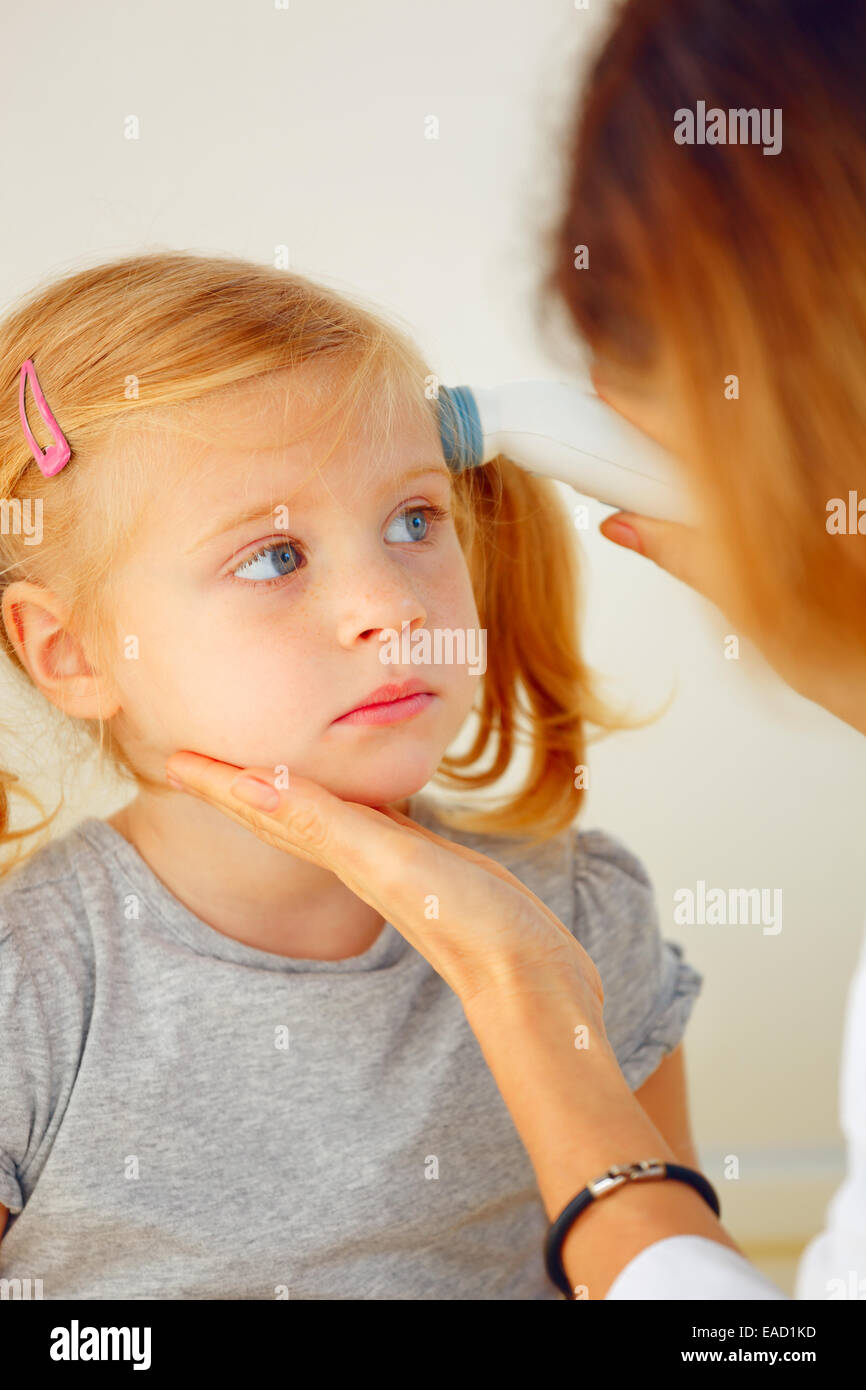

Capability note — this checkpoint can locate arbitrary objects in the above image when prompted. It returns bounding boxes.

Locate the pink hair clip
[18,358,71,477]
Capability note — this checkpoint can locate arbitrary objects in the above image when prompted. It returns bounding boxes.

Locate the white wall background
[3,0,865,1272]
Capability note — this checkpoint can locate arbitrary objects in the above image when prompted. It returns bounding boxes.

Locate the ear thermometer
[437,380,696,524]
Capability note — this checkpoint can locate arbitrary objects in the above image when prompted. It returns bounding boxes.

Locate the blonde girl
[0,251,704,1299]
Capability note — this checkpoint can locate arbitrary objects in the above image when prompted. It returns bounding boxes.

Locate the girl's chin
[330,784,426,812]
[351,791,416,813]
[317,757,438,810]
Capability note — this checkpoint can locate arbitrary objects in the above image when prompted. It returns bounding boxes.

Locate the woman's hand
[163,752,608,1023]
[163,752,730,1301]
[600,511,866,736]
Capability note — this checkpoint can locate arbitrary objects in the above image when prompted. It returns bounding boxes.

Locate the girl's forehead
[152,365,434,459]
[124,377,442,530]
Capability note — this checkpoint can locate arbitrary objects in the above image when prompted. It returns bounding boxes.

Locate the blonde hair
[0,250,633,873]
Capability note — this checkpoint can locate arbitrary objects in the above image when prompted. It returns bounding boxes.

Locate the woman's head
[0,252,619,860]
[541,0,866,667]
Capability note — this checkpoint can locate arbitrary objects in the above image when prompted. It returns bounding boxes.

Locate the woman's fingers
[163,752,519,926]
[600,511,719,604]
[163,752,598,1005]
[167,750,561,934]
[166,752,569,941]
[164,752,412,884]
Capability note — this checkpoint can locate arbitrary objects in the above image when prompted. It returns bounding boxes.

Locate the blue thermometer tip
[437,385,484,472]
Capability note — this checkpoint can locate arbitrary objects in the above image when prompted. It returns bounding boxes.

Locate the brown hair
[540,0,866,668]
[0,250,632,872]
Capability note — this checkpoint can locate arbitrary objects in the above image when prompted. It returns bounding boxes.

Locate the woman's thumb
[599,510,712,600]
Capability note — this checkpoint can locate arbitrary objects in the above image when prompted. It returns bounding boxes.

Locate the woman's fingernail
[601,519,642,553]
[166,772,185,790]
[231,776,280,812]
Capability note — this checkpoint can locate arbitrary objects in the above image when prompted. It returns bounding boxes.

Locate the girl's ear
[1,580,122,719]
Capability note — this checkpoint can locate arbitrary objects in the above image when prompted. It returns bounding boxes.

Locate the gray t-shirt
[0,791,702,1300]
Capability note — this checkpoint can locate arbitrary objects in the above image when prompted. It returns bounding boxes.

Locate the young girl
[0,251,702,1299]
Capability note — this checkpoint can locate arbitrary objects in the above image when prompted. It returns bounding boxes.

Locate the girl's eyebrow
[185,463,451,555]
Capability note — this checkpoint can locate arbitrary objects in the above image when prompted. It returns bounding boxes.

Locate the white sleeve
[605,1235,788,1299]
[608,921,866,1301]
[794,921,866,1299]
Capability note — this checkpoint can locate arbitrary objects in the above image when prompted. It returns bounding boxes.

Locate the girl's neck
[106,791,410,961]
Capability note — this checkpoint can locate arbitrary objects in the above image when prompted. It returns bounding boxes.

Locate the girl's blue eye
[229,504,449,588]
[232,540,302,583]
[384,505,436,544]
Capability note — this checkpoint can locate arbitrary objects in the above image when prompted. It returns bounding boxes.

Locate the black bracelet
[544,1159,721,1299]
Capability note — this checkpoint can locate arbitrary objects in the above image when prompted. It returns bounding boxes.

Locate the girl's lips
[330,692,436,726]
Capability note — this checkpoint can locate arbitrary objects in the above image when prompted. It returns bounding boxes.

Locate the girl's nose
[335,589,427,651]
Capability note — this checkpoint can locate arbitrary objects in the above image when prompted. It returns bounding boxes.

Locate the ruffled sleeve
[571,828,704,1091]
